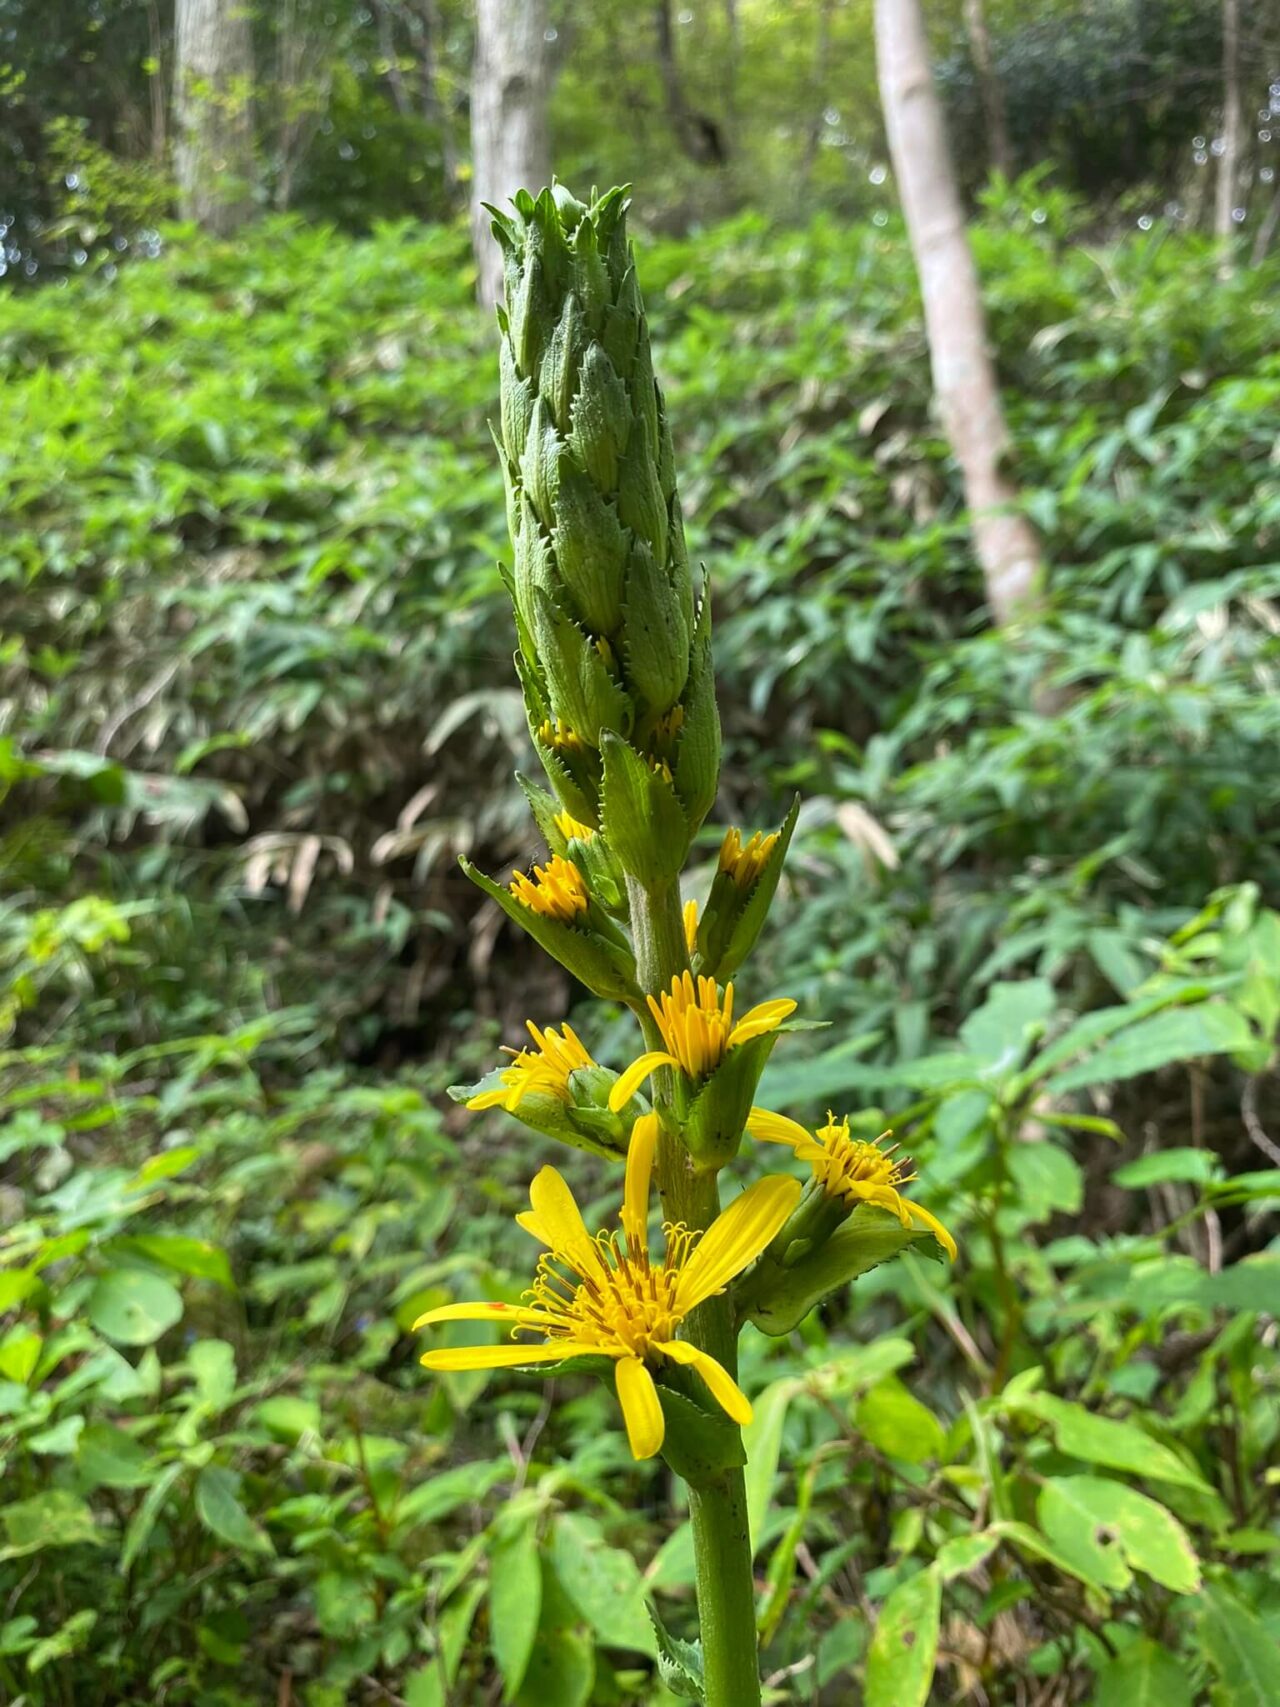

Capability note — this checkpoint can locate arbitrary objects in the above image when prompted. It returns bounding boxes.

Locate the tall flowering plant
[415,185,956,1706]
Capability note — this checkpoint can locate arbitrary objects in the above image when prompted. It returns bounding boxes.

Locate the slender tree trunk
[146,0,168,161]
[1252,185,1280,263]
[801,0,836,184]
[174,0,256,235]
[875,0,1044,628]
[963,0,1012,178]
[470,0,552,308]
[654,0,728,165]
[1214,0,1243,244]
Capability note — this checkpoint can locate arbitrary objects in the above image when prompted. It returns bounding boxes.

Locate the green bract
[488,185,719,852]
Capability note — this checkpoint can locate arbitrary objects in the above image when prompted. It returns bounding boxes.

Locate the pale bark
[1214,0,1243,245]
[470,0,552,309]
[963,0,1012,178]
[875,0,1044,627]
[174,0,256,235]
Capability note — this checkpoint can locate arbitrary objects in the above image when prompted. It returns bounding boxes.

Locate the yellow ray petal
[411,1301,564,1332]
[746,1106,813,1150]
[420,1341,600,1372]
[466,1085,510,1110]
[657,1339,752,1426]
[903,1198,958,1262]
[683,897,699,953]
[615,1355,665,1459]
[515,1166,609,1281]
[675,1175,803,1312]
[728,998,798,1046]
[622,1113,660,1258]
[608,1050,678,1112]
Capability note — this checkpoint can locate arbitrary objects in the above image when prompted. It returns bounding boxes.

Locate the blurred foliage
[2,161,1280,1702]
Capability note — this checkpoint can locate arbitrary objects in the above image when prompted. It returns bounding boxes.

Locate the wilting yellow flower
[683,897,699,953]
[718,827,779,890]
[608,973,796,1110]
[537,717,586,753]
[747,1108,957,1260]
[509,855,589,923]
[415,1115,802,1458]
[467,1020,595,1113]
[553,810,595,844]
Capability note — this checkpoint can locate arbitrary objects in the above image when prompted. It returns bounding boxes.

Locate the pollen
[509,854,589,922]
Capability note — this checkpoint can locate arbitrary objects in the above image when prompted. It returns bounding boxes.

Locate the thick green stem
[627,875,763,1707]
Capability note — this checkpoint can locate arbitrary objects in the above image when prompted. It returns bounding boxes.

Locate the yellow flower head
[509,855,589,923]
[415,1115,802,1458]
[553,810,595,844]
[537,718,586,754]
[718,827,779,890]
[747,1107,957,1261]
[608,973,796,1110]
[467,1020,595,1113]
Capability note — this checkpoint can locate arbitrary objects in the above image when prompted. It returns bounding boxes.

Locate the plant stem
[627,875,763,1707]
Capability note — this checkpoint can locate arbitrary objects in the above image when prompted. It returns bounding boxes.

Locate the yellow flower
[608,973,796,1110]
[467,1020,595,1113]
[747,1108,957,1261]
[553,810,595,844]
[508,855,589,923]
[415,1115,802,1458]
[537,718,586,753]
[682,897,699,953]
[718,827,779,890]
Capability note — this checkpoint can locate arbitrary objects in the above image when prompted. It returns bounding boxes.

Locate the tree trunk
[963,0,1012,178]
[875,0,1044,628]
[174,0,256,236]
[1214,0,1243,244]
[470,0,552,309]
[654,0,728,166]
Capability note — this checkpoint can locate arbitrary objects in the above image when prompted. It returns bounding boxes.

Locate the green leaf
[1196,1584,1280,1707]
[1045,1003,1255,1094]
[514,1625,594,1707]
[656,1384,747,1485]
[1010,1392,1210,1491]
[189,1338,236,1411]
[1007,1142,1084,1220]
[76,1421,152,1489]
[253,1395,322,1443]
[742,1377,802,1555]
[864,1565,941,1707]
[194,1465,273,1555]
[26,1609,97,1675]
[743,1207,926,1337]
[1113,1148,1219,1188]
[393,1460,509,1532]
[490,1522,542,1698]
[1093,1639,1193,1707]
[550,1513,657,1656]
[87,1269,184,1347]
[109,1233,234,1290]
[0,1490,101,1560]
[959,979,1055,1074]
[936,1533,999,1581]
[1038,1476,1200,1595]
[855,1377,947,1465]
[600,731,689,884]
[986,1518,1114,1593]
[120,1462,185,1572]
[647,1604,704,1701]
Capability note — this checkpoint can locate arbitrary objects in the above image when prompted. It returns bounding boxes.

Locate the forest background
[2,1,1280,1703]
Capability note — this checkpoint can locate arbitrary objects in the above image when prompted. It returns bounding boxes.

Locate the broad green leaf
[1046,1003,1254,1094]
[550,1513,657,1656]
[406,1579,487,1707]
[76,1421,151,1488]
[87,1269,183,1347]
[1038,1477,1200,1595]
[1196,1584,1280,1707]
[986,1519,1115,1593]
[1113,1148,1219,1188]
[393,1460,509,1532]
[121,1462,186,1572]
[959,978,1055,1073]
[109,1233,234,1290]
[194,1465,272,1555]
[490,1522,542,1699]
[864,1565,941,1707]
[1093,1638,1193,1707]
[253,1395,322,1443]
[1011,1392,1210,1491]
[936,1533,998,1581]
[189,1338,236,1410]
[514,1625,594,1707]
[0,1490,101,1560]
[855,1378,946,1465]
[1007,1142,1083,1220]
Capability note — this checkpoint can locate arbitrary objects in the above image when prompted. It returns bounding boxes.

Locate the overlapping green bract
[487,185,720,872]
